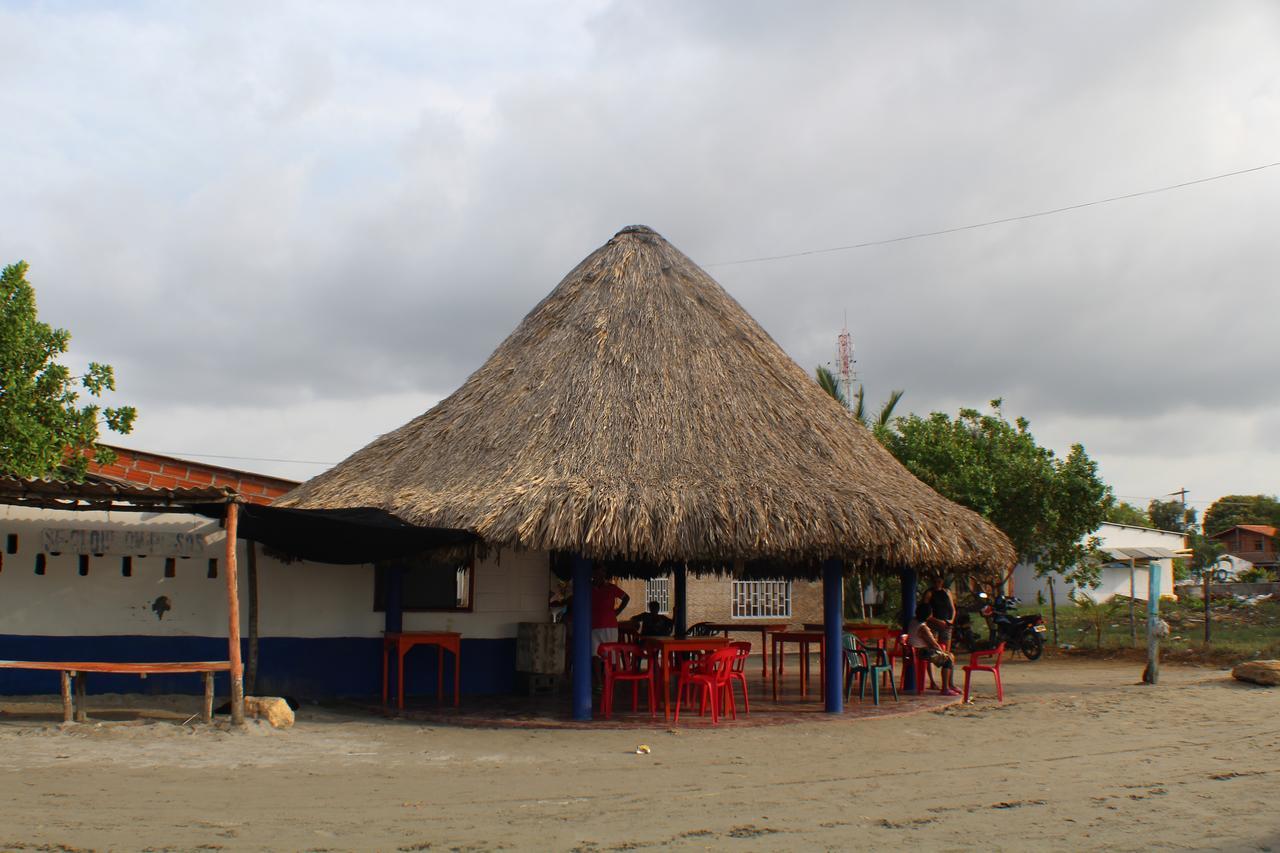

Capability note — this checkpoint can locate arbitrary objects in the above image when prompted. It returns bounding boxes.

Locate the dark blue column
[571,554,594,721]
[385,565,404,633]
[899,567,917,694]
[674,565,688,639]
[823,558,844,713]
[899,568,917,634]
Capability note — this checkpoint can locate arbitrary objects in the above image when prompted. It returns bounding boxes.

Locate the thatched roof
[277,225,1015,574]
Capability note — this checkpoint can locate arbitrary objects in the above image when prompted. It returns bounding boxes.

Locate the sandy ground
[0,659,1276,852]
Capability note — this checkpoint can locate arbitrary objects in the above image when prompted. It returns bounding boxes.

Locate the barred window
[732,580,791,619]
[645,577,671,613]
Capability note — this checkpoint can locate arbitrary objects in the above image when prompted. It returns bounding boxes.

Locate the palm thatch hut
[278,225,1014,716]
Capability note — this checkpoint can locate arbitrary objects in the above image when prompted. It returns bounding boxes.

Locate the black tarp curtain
[191,504,475,564]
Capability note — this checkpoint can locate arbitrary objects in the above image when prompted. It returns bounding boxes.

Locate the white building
[1011,522,1185,604]
[0,502,550,698]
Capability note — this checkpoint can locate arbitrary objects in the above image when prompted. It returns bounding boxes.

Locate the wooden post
[203,672,214,723]
[1047,576,1059,647]
[225,502,245,725]
[1128,559,1137,648]
[245,540,259,696]
[1203,569,1211,645]
[60,670,72,723]
[74,672,86,722]
[1143,562,1162,684]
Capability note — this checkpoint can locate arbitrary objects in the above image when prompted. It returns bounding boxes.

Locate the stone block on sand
[244,696,296,728]
[1231,660,1280,687]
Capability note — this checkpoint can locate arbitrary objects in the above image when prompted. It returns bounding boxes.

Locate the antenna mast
[837,313,855,405]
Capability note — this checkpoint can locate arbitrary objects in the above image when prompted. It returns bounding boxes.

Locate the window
[645,577,671,613]
[374,548,474,612]
[732,580,791,619]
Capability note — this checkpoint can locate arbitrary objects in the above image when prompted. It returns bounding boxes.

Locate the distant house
[1209,525,1278,573]
[1011,522,1185,604]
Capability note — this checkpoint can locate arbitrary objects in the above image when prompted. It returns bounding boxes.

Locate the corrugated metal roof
[0,475,237,509]
[1106,546,1179,561]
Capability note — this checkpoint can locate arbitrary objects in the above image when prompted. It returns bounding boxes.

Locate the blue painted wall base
[0,635,517,699]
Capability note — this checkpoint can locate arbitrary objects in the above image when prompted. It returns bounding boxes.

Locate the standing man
[922,575,955,649]
[591,568,630,657]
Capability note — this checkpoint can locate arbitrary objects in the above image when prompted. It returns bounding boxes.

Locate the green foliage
[1104,499,1149,527]
[1203,494,1280,537]
[1184,530,1225,580]
[882,400,1110,586]
[1069,590,1124,649]
[1148,498,1196,533]
[0,261,137,480]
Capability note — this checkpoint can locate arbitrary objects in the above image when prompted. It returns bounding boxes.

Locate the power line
[707,159,1280,267]
[148,451,336,466]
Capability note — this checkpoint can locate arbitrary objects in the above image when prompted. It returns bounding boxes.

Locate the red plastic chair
[962,642,1006,703]
[597,642,656,719]
[727,641,752,715]
[674,648,737,724]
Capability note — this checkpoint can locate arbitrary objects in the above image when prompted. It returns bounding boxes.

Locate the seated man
[636,600,674,637]
[908,602,960,696]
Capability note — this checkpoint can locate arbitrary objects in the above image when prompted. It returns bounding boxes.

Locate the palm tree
[814,366,903,436]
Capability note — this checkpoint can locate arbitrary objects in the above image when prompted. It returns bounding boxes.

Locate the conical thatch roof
[277,225,1015,573]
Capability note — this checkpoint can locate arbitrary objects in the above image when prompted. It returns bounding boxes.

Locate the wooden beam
[60,670,72,723]
[225,502,245,725]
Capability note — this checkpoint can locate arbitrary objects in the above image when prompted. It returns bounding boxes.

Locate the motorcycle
[977,592,1047,660]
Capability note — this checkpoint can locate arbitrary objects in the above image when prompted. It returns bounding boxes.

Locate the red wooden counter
[382,631,461,709]
[769,630,827,701]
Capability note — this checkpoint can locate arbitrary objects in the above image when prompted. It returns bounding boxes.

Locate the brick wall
[89,446,298,505]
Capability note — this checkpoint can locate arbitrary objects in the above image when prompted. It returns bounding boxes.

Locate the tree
[813,366,903,442]
[1203,494,1280,537]
[0,261,136,479]
[882,400,1111,586]
[1148,499,1195,533]
[1104,500,1149,527]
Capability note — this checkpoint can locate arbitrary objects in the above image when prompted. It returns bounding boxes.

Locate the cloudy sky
[3,1,1278,515]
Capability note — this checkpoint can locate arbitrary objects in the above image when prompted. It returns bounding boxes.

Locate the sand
[0,659,1276,851]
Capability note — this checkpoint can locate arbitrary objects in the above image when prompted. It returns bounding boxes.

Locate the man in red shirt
[590,567,630,659]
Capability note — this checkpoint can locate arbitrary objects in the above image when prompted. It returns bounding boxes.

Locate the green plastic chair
[843,633,898,705]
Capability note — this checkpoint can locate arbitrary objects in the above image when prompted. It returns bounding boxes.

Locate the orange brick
[149,474,180,489]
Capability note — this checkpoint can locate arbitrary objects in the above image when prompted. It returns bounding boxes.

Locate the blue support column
[674,565,688,639]
[899,568,917,634]
[823,558,844,713]
[571,554,594,721]
[899,567,917,694]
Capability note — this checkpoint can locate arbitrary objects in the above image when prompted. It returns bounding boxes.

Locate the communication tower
[836,318,855,405]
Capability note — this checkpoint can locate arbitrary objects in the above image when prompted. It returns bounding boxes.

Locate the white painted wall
[1011,523,1184,603]
[0,507,551,640]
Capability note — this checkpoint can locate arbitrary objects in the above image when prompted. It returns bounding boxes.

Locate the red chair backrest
[598,642,647,674]
[729,642,751,673]
[990,642,1006,667]
[698,648,737,682]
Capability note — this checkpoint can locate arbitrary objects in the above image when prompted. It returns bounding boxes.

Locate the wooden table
[641,636,728,721]
[698,622,790,678]
[0,659,231,723]
[382,631,461,709]
[770,631,826,701]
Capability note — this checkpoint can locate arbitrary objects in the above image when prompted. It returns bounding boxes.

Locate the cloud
[2,0,1278,506]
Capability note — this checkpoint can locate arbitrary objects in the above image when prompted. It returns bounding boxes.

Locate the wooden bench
[0,660,233,723]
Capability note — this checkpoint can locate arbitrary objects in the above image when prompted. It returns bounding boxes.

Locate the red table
[698,622,791,678]
[770,630,826,701]
[641,636,728,721]
[382,631,461,709]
